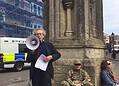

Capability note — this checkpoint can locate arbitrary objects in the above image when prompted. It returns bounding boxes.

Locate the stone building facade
[43,0,104,86]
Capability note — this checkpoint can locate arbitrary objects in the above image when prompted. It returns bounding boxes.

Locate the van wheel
[14,62,24,71]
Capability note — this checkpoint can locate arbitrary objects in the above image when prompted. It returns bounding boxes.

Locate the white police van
[0,37,30,71]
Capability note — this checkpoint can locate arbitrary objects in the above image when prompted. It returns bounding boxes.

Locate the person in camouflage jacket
[61,60,93,86]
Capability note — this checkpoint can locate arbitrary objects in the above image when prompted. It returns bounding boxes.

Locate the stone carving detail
[96,0,103,39]
[76,0,85,39]
[89,0,97,37]
[62,0,74,37]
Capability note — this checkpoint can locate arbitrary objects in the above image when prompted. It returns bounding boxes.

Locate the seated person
[61,60,93,86]
[100,60,119,86]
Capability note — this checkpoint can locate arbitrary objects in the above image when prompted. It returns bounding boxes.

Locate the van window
[18,44,27,53]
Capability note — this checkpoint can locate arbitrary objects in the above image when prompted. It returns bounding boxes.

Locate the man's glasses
[34,33,44,36]
[74,64,81,66]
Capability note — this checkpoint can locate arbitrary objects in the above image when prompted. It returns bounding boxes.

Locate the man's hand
[43,55,53,62]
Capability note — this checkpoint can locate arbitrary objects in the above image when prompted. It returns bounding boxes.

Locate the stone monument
[43,0,104,86]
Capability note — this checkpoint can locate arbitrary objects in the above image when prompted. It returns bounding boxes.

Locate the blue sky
[103,0,119,35]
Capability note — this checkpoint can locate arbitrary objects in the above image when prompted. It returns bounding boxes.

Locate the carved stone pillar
[62,0,74,37]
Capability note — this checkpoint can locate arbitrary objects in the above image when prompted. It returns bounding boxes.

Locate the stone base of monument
[52,47,104,86]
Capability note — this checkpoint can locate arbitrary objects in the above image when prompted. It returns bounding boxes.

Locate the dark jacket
[26,41,61,86]
[100,69,116,86]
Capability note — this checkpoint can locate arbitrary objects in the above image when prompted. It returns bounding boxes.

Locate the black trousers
[31,69,52,86]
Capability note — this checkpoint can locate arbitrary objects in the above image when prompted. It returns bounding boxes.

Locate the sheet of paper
[35,54,49,71]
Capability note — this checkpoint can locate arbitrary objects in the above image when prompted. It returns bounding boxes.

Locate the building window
[19,0,31,12]
[31,2,43,16]
[38,6,43,17]
[31,3,37,14]
[5,0,15,5]
[31,2,34,13]
[25,20,32,27]
[0,13,5,22]
[34,24,37,28]
[32,22,43,29]
[38,25,41,28]
[15,0,19,6]
[23,0,31,12]
[34,4,37,15]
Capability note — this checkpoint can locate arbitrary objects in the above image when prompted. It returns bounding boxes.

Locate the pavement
[6,78,28,86]
[0,68,29,86]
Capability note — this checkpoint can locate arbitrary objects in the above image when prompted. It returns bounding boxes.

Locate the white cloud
[103,0,119,35]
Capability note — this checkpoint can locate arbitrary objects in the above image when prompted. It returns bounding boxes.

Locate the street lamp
[111,32,116,59]
[111,32,114,51]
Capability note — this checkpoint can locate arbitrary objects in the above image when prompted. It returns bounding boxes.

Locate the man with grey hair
[26,28,61,86]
